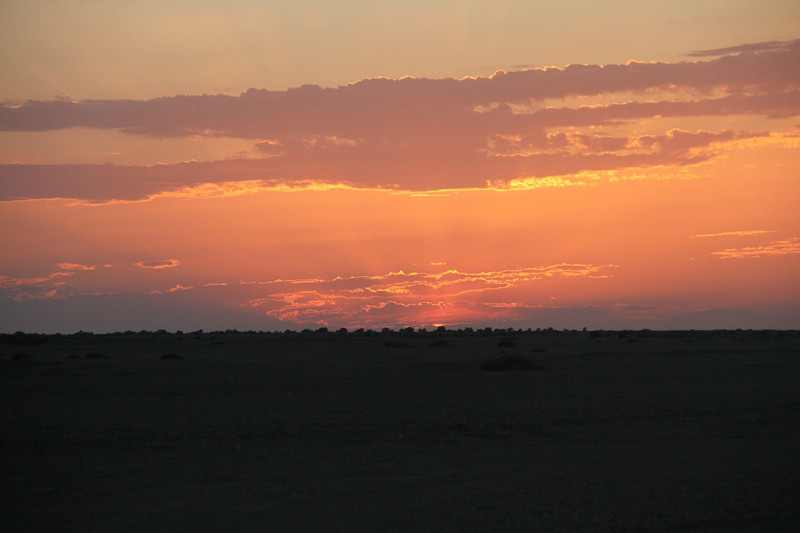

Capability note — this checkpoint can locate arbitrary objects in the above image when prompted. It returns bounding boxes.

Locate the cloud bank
[2,41,798,202]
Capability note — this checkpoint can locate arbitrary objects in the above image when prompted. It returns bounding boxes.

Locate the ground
[2,329,799,532]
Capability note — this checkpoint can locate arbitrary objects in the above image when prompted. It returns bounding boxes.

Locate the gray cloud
[2,44,798,137]
[688,38,800,57]
[1,42,797,201]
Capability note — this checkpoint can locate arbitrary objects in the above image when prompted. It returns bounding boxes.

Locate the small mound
[481,354,541,372]
[160,353,183,360]
[85,352,107,359]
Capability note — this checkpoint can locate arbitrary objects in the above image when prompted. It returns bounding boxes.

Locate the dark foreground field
[2,329,799,532]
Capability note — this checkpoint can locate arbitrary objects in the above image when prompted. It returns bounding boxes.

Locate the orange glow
[2,40,800,331]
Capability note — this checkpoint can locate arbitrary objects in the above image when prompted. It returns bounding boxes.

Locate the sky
[1,1,799,333]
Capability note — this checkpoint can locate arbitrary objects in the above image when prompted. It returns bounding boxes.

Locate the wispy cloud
[711,237,800,259]
[0,271,74,302]
[692,230,775,238]
[150,284,194,294]
[57,262,97,270]
[0,271,72,289]
[687,38,800,57]
[243,264,615,326]
[10,289,63,302]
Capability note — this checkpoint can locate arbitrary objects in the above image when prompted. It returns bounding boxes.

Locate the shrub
[481,354,541,371]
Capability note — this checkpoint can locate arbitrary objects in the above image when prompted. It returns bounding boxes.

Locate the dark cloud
[1,42,797,201]
[0,150,717,202]
[136,259,181,269]
[2,44,798,137]
[635,129,764,152]
[255,140,284,156]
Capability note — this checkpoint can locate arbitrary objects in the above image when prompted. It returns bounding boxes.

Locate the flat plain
[2,329,799,532]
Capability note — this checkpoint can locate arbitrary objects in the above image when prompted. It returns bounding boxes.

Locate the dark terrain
[2,329,799,532]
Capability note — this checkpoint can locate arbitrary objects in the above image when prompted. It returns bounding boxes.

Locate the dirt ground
[2,329,799,532]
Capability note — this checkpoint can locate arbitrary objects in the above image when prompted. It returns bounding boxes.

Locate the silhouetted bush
[481,354,541,371]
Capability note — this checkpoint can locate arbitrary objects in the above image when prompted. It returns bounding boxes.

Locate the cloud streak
[692,230,775,239]
[57,262,97,271]
[687,38,800,57]
[711,238,800,259]
[3,44,799,135]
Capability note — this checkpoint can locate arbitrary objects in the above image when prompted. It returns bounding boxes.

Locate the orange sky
[1,4,799,332]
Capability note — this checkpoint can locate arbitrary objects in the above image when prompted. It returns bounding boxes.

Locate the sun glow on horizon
[2,19,799,332]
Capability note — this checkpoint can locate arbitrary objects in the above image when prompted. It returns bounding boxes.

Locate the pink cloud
[11,289,63,302]
[691,230,775,238]
[245,264,614,327]
[0,272,72,289]
[1,271,74,303]
[57,262,96,271]
[150,284,194,294]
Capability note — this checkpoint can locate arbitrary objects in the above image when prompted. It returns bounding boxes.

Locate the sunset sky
[2,1,799,333]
